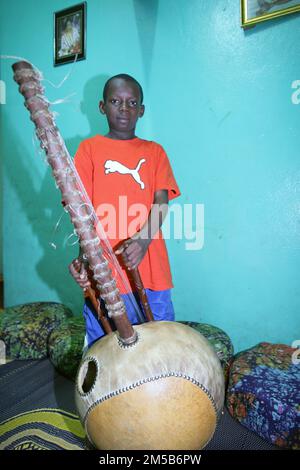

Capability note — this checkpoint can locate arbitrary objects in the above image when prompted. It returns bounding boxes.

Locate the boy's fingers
[130,258,140,269]
[69,263,78,276]
[82,281,91,288]
[115,241,141,271]
[69,259,82,276]
[80,263,86,274]
[128,259,139,270]
[115,246,124,255]
[115,239,134,256]
[127,250,142,265]
[79,277,90,287]
[79,264,89,280]
[127,253,136,264]
[125,243,136,255]
[69,259,91,289]
[126,252,139,266]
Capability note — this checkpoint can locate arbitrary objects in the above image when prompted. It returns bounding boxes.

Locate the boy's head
[103,74,144,104]
[99,74,145,137]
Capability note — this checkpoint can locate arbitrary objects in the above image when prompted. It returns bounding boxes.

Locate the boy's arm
[115,189,169,270]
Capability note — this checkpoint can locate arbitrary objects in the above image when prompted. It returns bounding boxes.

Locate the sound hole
[80,359,98,394]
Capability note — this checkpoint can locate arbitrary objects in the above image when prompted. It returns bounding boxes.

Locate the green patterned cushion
[178,321,234,377]
[0,302,72,360]
[48,317,85,381]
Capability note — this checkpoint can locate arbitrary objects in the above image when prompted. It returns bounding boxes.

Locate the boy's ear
[99,100,106,115]
[139,104,145,118]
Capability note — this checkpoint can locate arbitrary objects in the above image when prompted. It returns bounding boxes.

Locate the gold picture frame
[241,0,300,28]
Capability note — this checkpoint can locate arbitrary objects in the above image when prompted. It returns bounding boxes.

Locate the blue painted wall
[0,0,299,352]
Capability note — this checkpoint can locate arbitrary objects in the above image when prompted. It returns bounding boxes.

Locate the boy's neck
[105,129,137,140]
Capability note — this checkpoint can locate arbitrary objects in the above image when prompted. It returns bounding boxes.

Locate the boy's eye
[109,98,138,107]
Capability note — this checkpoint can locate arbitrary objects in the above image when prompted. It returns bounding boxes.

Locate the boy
[69,74,180,347]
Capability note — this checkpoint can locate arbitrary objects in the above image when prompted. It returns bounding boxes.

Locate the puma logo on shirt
[104,158,146,189]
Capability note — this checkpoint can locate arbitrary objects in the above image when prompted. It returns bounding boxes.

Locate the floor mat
[0,359,277,450]
[0,408,85,450]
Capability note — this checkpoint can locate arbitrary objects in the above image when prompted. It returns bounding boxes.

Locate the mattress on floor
[0,359,277,450]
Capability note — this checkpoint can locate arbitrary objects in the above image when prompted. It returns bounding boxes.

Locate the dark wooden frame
[54,2,86,66]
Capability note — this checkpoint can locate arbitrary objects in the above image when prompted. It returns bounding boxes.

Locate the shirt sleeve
[73,140,94,203]
[154,144,181,201]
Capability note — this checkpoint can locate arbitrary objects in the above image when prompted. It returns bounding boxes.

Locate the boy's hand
[115,236,150,270]
[68,257,91,290]
[115,190,168,271]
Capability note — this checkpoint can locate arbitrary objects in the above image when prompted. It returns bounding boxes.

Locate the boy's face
[99,78,144,136]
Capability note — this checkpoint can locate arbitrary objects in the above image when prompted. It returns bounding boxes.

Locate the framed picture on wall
[54,2,86,66]
[241,0,300,28]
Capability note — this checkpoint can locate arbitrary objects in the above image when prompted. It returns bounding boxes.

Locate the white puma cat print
[104,158,146,189]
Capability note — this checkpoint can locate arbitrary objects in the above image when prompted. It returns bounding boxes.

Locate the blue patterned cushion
[226,342,300,449]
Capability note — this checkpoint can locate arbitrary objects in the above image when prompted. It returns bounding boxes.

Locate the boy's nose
[119,100,129,112]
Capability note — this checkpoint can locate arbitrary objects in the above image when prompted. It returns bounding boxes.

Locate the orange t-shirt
[74,135,180,293]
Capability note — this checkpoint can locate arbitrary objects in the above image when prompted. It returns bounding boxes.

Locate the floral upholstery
[0,302,72,360]
[48,317,85,380]
[226,342,300,449]
[0,303,234,381]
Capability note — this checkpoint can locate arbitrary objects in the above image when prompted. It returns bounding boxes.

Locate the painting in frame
[241,0,300,28]
[54,2,86,66]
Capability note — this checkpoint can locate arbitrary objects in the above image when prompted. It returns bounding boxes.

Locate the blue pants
[83,289,175,348]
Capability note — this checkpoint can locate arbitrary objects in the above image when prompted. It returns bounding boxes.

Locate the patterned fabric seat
[48,317,85,380]
[0,300,234,382]
[226,342,300,449]
[0,302,72,360]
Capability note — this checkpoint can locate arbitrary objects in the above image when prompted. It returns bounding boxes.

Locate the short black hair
[103,74,144,104]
